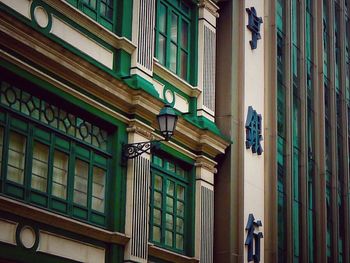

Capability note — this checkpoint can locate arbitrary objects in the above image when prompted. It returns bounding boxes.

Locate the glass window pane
[167,161,175,172]
[159,3,167,33]
[166,196,174,213]
[153,226,161,242]
[177,185,185,200]
[176,234,183,250]
[74,159,89,206]
[166,180,174,196]
[31,141,49,192]
[166,213,173,230]
[158,35,166,65]
[176,217,184,234]
[176,166,185,178]
[7,132,26,185]
[169,43,177,73]
[153,208,161,225]
[52,150,68,199]
[92,166,105,212]
[181,20,188,48]
[154,174,162,191]
[177,201,184,217]
[154,191,162,208]
[85,0,97,9]
[100,3,106,16]
[165,230,173,246]
[153,155,163,167]
[180,50,188,80]
[171,13,178,42]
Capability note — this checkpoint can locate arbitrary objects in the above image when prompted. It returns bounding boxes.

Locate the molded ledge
[123,74,160,98]
[0,196,130,246]
[148,244,199,263]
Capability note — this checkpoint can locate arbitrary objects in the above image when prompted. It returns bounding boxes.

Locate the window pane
[74,159,89,206]
[180,51,188,80]
[52,150,68,199]
[153,226,161,242]
[169,43,177,73]
[166,196,174,212]
[165,230,173,246]
[158,35,166,65]
[176,166,185,178]
[176,217,184,234]
[181,20,188,48]
[154,191,162,208]
[153,208,161,225]
[154,174,162,191]
[85,0,97,9]
[92,166,106,212]
[159,3,167,33]
[177,201,184,217]
[177,185,185,200]
[31,141,49,192]
[7,132,26,185]
[153,155,163,167]
[176,234,184,250]
[167,161,175,172]
[171,13,178,42]
[166,180,174,196]
[166,213,173,230]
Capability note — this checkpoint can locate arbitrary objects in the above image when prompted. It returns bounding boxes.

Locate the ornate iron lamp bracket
[122,140,162,164]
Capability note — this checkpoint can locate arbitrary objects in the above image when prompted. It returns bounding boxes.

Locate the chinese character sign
[245,106,263,155]
[245,214,263,262]
[246,7,263,50]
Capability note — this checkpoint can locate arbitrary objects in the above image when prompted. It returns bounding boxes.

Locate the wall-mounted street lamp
[122,104,178,161]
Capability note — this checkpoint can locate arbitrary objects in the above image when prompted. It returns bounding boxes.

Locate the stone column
[123,123,154,263]
[194,156,217,263]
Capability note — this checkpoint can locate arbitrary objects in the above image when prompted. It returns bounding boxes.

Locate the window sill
[153,60,201,98]
[46,0,136,54]
[0,195,129,245]
[148,243,199,263]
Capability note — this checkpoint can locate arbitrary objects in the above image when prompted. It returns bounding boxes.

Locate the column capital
[198,0,219,18]
[195,156,217,174]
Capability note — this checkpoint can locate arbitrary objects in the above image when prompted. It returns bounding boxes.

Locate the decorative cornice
[198,0,219,18]
[126,120,156,141]
[195,156,218,173]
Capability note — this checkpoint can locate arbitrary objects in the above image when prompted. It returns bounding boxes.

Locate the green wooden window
[155,0,193,81]
[150,154,190,254]
[66,0,115,31]
[0,79,111,227]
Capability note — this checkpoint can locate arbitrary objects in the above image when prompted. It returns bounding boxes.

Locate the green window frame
[0,78,113,227]
[149,154,191,255]
[155,0,195,82]
[66,0,116,31]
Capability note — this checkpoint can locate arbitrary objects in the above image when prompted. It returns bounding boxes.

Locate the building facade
[215,0,350,262]
[0,0,229,263]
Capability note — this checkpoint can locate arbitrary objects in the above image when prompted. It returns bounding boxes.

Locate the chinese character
[245,214,263,263]
[245,106,263,155]
[246,7,263,50]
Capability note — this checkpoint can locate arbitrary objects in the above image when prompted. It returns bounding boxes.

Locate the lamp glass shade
[157,104,178,140]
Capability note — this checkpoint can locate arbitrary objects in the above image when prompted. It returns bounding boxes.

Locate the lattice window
[149,154,190,254]
[0,79,111,227]
[154,0,194,82]
[66,0,115,31]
